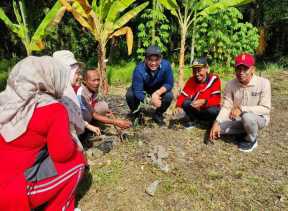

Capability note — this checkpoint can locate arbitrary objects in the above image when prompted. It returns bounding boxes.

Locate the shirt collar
[81,84,97,99]
[238,75,257,87]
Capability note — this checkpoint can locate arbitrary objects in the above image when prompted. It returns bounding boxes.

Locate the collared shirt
[216,75,271,125]
[176,74,221,109]
[76,85,98,122]
[132,59,174,101]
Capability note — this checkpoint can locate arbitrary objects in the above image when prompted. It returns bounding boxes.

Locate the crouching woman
[0,56,85,211]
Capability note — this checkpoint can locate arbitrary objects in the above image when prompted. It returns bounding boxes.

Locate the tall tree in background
[60,0,149,94]
[136,0,170,60]
[0,0,65,55]
[194,7,259,66]
[161,0,253,88]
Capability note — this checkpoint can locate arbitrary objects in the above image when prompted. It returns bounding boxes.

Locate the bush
[279,55,288,69]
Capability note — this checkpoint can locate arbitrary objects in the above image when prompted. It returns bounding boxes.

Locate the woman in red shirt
[0,56,85,211]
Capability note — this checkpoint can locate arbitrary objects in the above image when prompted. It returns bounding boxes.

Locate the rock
[156,160,170,173]
[86,148,103,159]
[146,180,160,196]
[156,145,169,159]
[148,145,170,172]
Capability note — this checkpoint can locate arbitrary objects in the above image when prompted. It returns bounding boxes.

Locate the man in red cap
[209,53,271,152]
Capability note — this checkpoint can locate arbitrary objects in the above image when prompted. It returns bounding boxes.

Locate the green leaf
[158,0,178,16]
[199,0,253,17]
[0,7,24,39]
[30,1,64,51]
[106,0,136,23]
[111,2,149,32]
[12,0,23,25]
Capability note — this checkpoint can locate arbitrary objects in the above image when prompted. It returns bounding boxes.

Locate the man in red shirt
[176,57,221,125]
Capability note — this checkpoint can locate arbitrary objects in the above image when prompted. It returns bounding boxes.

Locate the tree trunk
[98,42,109,95]
[151,0,156,44]
[178,25,187,90]
[189,25,196,65]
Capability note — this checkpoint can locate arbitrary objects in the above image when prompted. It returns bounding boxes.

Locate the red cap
[234,53,255,68]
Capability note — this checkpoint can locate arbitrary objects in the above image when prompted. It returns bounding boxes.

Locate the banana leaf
[110,26,133,55]
[105,0,135,23]
[158,0,178,16]
[111,1,149,32]
[30,1,65,51]
[0,8,23,38]
[199,0,253,16]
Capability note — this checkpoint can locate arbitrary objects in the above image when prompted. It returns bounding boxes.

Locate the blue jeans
[182,98,220,123]
[125,87,173,115]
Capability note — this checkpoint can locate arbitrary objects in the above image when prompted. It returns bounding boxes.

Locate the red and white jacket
[176,74,221,109]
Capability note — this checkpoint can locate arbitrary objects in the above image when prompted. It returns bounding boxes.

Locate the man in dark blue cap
[126,45,174,126]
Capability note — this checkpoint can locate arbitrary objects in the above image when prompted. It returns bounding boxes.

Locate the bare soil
[77,71,288,211]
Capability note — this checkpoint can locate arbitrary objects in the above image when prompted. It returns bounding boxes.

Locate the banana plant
[159,0,253,88]
[59,0,149,95]
[0,0,66,56]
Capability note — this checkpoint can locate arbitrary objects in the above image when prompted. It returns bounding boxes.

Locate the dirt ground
[77,71,288,211]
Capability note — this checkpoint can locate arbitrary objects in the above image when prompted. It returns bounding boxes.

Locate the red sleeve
[176,77,195,107]
[206,76,221,107]
[47,104,76,163]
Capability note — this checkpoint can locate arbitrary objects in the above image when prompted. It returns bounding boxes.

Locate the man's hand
[191,99,207,110]
[209,121,221,141]
[113,119,132,129]
[173,107,183,115]
[151,91,162,108]
[229,105,241,120]
[86,124,101,136]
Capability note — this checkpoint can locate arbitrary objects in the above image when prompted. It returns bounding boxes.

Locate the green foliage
[0,0,64,55]
[262,0,288,25]
[194,7,259,66]
[278,56,288,69]
[136,0,170,60]
[43,15,98,64]
[106,60,136,85]
[0,58,18,91]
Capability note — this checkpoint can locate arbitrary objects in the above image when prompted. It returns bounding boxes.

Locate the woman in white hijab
[53,50,101,146]
[0,56,85,211]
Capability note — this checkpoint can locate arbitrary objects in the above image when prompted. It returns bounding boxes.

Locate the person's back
[0,103,77,182]
[0,56,85,211]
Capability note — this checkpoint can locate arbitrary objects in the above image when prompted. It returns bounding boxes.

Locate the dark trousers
[182,99,220,123]
[126,87,173,115]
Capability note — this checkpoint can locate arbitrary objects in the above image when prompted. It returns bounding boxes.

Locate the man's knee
[162,91,173,103]
[206,106,220,117]
[182,99,192,111]
[242,112,258,131]
[125,87,135,101]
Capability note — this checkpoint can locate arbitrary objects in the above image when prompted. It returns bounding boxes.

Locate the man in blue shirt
[126,45,174,125]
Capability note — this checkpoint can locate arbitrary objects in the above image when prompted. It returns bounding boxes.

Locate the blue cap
[145,45,162,57]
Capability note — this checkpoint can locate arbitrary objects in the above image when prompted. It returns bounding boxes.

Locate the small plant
[132,92,151,127]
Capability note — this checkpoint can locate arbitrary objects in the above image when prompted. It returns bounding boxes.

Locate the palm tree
[60,0,149,94]
[0,0,66,55]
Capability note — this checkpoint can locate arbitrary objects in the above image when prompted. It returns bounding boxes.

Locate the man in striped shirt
[176,57,221,126]
[209,53,271,152]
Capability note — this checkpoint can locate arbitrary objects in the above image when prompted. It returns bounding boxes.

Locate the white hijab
[0,56,69,142]
[53,50,85,135]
